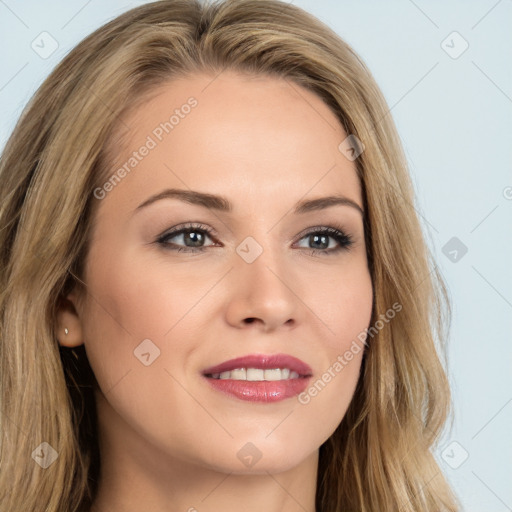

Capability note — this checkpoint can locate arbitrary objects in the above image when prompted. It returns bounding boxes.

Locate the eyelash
[155,222,354,257]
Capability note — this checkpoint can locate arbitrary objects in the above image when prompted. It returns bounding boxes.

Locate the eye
[155,223,354,256]
[156,222,217,253]
[294,226,354,256]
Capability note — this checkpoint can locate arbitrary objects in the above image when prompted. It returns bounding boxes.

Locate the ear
[55,288,84,348]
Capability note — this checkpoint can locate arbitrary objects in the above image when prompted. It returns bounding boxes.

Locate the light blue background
[1,1,511,510]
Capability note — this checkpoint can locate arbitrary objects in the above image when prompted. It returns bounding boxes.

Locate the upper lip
[202,353,313,377]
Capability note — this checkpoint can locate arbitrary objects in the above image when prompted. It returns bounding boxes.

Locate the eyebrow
[133,188,364,217]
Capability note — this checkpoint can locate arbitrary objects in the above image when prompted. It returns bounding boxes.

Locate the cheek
[79,251,175,390]
[78,252,215,457]
[294,262,372,421]
[82,246,205,341]
[79,245,225,403]
[307,259,374,349]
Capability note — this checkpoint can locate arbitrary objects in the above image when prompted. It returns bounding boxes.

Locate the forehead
[99,71,362,214]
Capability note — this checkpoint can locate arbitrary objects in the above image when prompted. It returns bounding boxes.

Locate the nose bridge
[235,232,285,290]
[227,232,299,328]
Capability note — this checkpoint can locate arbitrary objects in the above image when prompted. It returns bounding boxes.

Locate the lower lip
[203,376,311,402]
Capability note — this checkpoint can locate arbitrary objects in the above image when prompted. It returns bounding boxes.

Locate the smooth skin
[57,71,373,512]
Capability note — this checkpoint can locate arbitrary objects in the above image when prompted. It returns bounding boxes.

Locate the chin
[198,437,318,475]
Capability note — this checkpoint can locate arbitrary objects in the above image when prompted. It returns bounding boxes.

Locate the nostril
[244,318,256,324]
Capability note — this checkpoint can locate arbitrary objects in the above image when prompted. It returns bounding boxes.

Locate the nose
[224,243,299,332]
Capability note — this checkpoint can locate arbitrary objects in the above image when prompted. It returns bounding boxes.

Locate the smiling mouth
[201,353,313,402]
[205,368,303,380]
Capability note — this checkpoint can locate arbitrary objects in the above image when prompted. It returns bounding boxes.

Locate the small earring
[64,328,69,335]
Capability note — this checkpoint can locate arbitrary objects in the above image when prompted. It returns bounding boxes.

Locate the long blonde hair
[0,0,459,510]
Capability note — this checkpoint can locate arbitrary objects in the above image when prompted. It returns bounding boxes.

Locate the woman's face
[68,71,373,474]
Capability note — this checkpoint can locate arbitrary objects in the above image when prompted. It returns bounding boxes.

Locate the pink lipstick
[202,353,312,403]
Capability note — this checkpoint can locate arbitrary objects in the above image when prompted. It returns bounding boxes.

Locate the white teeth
[230,368,247,380]
[264,369,282,381]
[211,368,301,381]
[246,368,264,381]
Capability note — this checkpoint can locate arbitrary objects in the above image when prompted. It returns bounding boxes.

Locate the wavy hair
[0,0,459,510]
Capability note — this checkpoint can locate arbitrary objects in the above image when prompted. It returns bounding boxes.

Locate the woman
[0,0,460,510]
